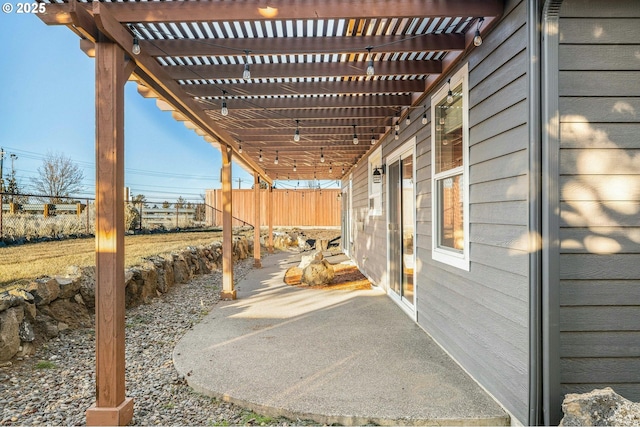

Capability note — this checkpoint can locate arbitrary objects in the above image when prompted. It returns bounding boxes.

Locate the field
[0,230,235,287]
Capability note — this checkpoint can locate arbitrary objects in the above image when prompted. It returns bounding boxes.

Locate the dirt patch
[284,263,371,291]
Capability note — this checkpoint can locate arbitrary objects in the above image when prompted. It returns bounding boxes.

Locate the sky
[0,8,321,204]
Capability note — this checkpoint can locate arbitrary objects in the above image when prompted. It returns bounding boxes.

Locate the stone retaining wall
[0,236,253,362]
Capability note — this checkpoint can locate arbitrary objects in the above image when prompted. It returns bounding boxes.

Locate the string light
[259,149,263,162]
[329,162,333,173]
[394,112,400,131]
[370,129,376,145]
[474,18,484,47]
[221,90,229,116]
[405,113,411,126]
[274,151,279,165]
[132,37,141,55]
[242,50,251,79]
[293,160,297,172]
[293,119,300,142]
[365,46,374,76]
[238,143,242,154]
[352,124,358,145]
[422,106,428,125]
[320,147,325,163]
[395,130,399,140]
[447,78,454,103]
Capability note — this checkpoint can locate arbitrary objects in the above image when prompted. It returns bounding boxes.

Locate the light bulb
[320,154,325,163]
[447,90,454,104]
[132,37,141,55]
[221,101,229,116]
[238,144,242,154]
[366,60,375,76]
[293,130,300,142]
[395,130,399,140]
[440,117,446,125]
[243,63,251,80]
[422,113,428,125]
[371,136,376,145]
[394,122,400,131]
[259,150,263,162]
[473,30,483,47]
[406,115,411,126]
[274,157,278,165]
[293,162,297,172]
[353,135,359,145]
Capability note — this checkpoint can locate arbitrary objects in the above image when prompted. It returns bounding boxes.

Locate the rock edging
[0,236,253,362]
[560,387,640,426]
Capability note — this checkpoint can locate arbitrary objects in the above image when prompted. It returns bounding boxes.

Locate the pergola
[38,1,503,425]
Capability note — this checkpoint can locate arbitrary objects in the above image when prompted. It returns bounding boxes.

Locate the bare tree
[31,152,84,203]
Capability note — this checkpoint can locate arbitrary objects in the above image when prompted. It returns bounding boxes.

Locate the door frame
[342,176,353,256]
[386,137,417,320]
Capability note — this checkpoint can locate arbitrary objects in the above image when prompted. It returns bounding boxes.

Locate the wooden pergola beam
[167,60,442,80]
[208,109,391,121]
[230,126,388,136]
[184,79,425,97]
[142,33,461,56]
[195,94,412,110]
[42,0,503,23]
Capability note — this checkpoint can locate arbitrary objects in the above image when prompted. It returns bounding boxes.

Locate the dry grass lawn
[0,230,236,287]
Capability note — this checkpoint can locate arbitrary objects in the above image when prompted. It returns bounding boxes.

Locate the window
[368,148,382,216]
[431,64,469,270]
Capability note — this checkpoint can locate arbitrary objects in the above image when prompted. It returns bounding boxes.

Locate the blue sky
[0,9,258,203]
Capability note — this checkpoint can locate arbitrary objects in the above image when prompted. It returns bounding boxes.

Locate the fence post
[139,203,143,232]
[175,204,179,229]
[44,204,50,218]
[0,192,3,241]
[86,198,90,234]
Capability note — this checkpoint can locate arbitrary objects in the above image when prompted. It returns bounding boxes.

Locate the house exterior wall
[345,0,531,423]
[557,0,640,399]
[349,153,388,285]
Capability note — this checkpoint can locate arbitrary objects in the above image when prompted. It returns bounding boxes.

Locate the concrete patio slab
[173,251,509,426]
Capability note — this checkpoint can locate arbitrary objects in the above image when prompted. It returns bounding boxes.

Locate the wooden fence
[205,188,341,227]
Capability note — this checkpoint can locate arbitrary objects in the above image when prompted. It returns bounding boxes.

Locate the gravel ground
[0,254,318,426]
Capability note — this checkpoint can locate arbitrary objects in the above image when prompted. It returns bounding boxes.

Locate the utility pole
[9,153,17,203]
[0,147,4,192]
[238,177,241,189]
[0,147,4,241]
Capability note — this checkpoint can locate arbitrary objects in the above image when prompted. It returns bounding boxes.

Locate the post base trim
[221,289,237,300]
[86,397,134,426]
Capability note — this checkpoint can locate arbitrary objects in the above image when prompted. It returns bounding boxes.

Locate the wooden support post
[86,36,133,427]
[221,146,236,300]
[253,173,262,268]
[268,184,274,253]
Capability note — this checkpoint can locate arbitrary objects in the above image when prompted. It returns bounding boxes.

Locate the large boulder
[301,259,335,286]
[74,266,96,310]
[0,307,24,361]
[172,253,191,284]
[26,277,60,306]
[560,387,640,426]
[45,298,92,329]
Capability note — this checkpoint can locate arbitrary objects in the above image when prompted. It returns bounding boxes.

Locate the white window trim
[368,147,383,216]
[430,63,470,271]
